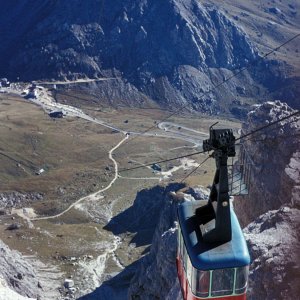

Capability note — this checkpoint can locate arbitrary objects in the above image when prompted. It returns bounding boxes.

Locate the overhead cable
[119,32,300,148]
[119,150,207,173]
[182,111,299,183]
[180,155,212,183]
[236,110,300,142]
[121,110,299,174]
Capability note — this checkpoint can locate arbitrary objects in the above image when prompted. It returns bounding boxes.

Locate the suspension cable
[180,155,212,183]
[119,33,300,148]
[121,110,299,174]
[119,150,207,173]
[236,110,300,142]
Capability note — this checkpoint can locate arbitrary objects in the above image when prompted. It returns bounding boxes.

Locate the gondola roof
[178,200,250,270]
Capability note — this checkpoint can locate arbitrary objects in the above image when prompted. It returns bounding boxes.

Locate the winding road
[5,81,212,292]
[31,135,129,221]
[7,83,207,221]
[25,85,206,144]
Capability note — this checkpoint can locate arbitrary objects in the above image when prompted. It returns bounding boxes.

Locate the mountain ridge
[1,0,298,115]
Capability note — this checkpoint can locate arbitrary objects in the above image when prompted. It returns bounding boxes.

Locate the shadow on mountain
[104,182,184,247]
[80,182,184,299]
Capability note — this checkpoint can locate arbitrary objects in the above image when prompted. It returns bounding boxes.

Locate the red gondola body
[176,201,250,300]
[176,252,246,300]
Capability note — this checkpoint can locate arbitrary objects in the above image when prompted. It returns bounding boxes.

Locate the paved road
[26,85,205,145]
[158,121,208,144]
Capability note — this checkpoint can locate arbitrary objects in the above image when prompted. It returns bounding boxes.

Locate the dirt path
[31,135,128,221]
[34,77,119,85]
[6,83,206,221]
[118,175,160,180]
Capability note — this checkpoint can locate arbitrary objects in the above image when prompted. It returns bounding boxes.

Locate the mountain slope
[1,0,257,79]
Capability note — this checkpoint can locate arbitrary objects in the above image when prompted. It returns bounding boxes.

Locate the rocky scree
[0,191,43,210]
[0,239,42,299]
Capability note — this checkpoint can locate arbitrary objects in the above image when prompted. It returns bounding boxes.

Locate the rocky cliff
[244,207,300,300]
[1,0,296,115]
[0,238,62,300]
[234,101,300,299]
[0,240,40,299]
[234,101,300,225]
[128,101,299,299]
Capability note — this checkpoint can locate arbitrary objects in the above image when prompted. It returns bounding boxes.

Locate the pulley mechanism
[197,124,236,243]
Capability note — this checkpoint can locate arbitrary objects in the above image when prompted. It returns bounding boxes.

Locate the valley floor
[0,83,240,299]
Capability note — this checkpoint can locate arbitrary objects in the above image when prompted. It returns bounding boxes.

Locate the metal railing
[228,143,255,196]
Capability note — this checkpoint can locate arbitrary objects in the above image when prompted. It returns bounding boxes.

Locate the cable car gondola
[177,127,250,300]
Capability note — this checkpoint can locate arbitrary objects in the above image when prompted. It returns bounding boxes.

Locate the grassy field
[0,90,240,293]
[0,94,121,214]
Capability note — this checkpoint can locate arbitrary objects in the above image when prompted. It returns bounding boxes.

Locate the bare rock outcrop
[0,277,36,300]
[234,101,300,226]
[0,240,62,299]
[0,240,41,299]
[244,207,300,300]
[234,101,300,299]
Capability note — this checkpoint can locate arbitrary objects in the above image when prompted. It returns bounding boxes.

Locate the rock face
[0,240,41,299]
[128,187,209,299]
[0,277,36,300]
[234,101,300,226]
[128,101,299,300]
[233,101,300,299]
[244,207,300,300]
[0,240,62,299]
[0,0,294,115]
[0,191,44,209]
[0,1,257,79]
